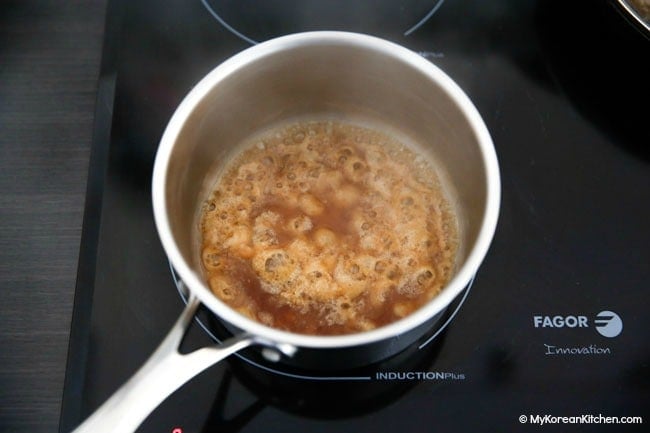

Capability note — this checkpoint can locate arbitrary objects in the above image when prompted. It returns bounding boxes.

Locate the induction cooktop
[60,0,649,432]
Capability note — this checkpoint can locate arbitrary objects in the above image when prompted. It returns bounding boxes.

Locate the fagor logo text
[533,315,588,328]
[533,311,623,338]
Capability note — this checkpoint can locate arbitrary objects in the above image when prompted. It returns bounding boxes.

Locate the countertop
[0,1,106,431]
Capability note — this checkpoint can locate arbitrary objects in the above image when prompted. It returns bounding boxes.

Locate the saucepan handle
[72,293,296,433]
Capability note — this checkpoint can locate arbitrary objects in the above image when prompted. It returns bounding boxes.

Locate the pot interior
[160,35,491,332]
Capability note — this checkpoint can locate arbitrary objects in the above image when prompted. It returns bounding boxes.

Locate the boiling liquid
[200,120,457,335]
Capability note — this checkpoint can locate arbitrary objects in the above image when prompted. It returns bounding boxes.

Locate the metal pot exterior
[215,306,448,370]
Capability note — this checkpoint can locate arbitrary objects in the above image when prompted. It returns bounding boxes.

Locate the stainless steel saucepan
[72,31,500,432]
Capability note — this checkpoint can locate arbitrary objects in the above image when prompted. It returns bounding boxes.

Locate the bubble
[314,228,337,248]
[374,261,387,273]
[416,269,434,286]
[393,303,411,317]
[207,254,220,266]
[260,281,282,295]
[361,222,370,230]
[258,311,274,325]
[253,228,278,247]
[333,184,359,207]
[290,215,313,233]
[298,193,324,216]
[207,202,216,211]
[387,267,400,280]
[292,131,306,143]
[287,172,296,180]
[202,249,223,269]
[209,276,236,300]
[265,252,287,272]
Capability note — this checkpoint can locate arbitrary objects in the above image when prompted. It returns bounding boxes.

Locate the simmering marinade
[200,120,457,335]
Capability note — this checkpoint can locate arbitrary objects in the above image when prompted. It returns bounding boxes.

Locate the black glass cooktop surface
[60,0,649,432]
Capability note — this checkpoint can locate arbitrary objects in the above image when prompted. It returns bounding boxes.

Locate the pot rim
[615,0,650,36]
[152,31,501,349]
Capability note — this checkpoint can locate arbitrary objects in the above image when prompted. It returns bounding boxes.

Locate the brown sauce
[200,120,457,335]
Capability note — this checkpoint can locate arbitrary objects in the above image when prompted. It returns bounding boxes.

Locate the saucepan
[72,31,500,432]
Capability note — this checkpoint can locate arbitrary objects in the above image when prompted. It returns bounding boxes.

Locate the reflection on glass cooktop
[59,0,649,432]
[201,0,445,43]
